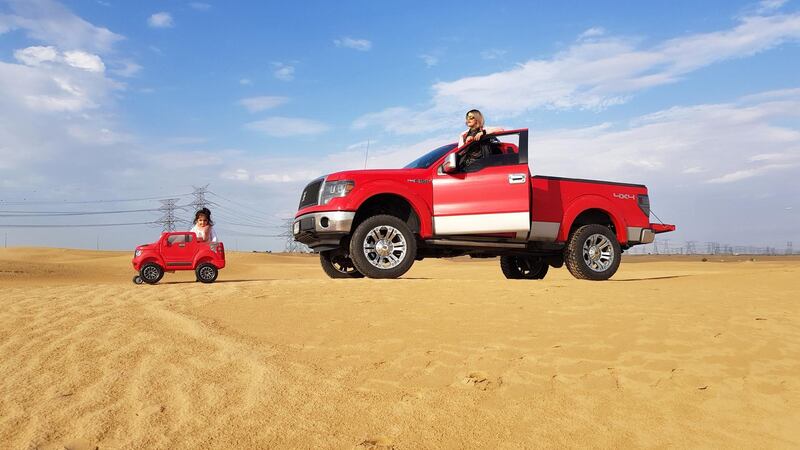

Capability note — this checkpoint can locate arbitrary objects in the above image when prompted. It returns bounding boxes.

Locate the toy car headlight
[134,249,142,257]
[320,180,355,205]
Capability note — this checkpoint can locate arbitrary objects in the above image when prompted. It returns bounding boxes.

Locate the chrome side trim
[294,211,355,234]
[529,221,560,242]
[433,212,529,235]
[426,239,527,249]
[640,229,655,244]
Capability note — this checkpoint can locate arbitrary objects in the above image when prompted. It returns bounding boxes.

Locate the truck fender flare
[559,195,628,244]
[348,181,432,237]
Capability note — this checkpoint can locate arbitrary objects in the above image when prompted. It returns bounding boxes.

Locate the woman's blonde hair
[466,109,485,129]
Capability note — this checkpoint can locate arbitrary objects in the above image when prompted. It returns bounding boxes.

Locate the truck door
[432,130,530,237]
[163,233,195,268]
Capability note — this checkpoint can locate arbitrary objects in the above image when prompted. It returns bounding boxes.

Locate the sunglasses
[466,116,476,120]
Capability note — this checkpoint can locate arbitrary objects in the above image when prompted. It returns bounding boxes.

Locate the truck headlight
[134,249,142,257]
[320,180,355,205]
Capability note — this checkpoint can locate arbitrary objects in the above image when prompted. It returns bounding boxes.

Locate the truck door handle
[178,244,186,248]
[508,173,527,184]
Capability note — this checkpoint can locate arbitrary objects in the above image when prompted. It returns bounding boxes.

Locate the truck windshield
[403,144,457,169]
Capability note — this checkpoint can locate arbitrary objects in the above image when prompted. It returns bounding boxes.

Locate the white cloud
[189,2,212,11]
[238,96,289,113]
[13,46,59,66]
[355,11,800,134]
[578,27,606,40]
[480,49,507,60]
[239,78,252,85]
[148,12,174,28]
[111,60,142,77]
[1,0,123,53]
[757,0,788,13]
[223,168,250,181]
[245,117,331,137]
[529,90,800,187]
[14,46,105,73]
[63,50,105,72]
[419,54,439,67]
[334,37,372,51]
[272,62,295,81]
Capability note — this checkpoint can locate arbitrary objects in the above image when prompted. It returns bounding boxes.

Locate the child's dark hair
[194,207,214,226]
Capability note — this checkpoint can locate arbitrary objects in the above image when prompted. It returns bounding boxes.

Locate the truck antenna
[363,140,370,169]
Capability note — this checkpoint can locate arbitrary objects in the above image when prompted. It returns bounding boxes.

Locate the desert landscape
[1,248,798,449]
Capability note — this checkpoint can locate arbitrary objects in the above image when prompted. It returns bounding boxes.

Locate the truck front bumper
[293,211,356,251]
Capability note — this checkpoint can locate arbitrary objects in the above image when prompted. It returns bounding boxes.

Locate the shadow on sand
[611,275,690,282]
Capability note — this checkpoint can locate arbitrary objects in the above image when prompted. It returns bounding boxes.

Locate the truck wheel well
[352,194,420,234]
[570,209,615,235]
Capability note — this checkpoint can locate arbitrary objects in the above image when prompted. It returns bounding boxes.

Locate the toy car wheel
[564,224,621,280]
[196,263,218,283]
[140,263,164,284]
[132,275,143,284]
[349,214,417,279]
[500,255,549,280]
[320,249,365,278]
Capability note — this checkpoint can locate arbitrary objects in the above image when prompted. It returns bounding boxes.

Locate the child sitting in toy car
[190,207,218,243]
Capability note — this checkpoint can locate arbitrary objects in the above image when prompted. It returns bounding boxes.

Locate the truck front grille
[299,178,323,209]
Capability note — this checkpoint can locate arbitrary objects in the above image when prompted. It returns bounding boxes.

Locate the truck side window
[460,138,520,173]
[167,234,189,245]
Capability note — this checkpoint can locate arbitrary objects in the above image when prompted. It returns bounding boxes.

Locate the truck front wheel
[500,255,549,280]
[564,224,621,280]
[349,214,417,279]
[320,249,364,278]
[140,263,164,284]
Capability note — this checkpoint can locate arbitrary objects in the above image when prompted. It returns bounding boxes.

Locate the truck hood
[325,168,426,182]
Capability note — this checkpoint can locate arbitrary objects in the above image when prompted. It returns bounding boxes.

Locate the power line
[206,191,278,221]
[0,221,158,228]
[0,207,166,217]
[0,193,193,205]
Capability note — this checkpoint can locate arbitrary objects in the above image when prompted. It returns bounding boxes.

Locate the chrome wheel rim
[199,266,215,280]
[362,225,407,269]
[142,265,160,281]
[583,233,614,272]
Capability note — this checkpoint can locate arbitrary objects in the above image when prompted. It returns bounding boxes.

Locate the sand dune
[1,248,798,448]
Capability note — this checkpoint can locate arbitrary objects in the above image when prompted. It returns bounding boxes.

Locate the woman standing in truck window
[458,109,504,147]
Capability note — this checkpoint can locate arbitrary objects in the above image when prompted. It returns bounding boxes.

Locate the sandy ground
[1,248,798,449]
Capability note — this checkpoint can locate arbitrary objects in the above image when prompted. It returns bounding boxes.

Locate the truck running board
[425,239,527,249]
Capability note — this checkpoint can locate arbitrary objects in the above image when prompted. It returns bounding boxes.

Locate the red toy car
[131,231,225,284]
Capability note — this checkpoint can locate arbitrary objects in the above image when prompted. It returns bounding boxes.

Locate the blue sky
[0,0,799,252]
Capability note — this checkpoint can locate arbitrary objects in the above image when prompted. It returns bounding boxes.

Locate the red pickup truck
[293,129,674,280]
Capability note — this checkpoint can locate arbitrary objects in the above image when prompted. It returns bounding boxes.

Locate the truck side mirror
[442,153,458,174]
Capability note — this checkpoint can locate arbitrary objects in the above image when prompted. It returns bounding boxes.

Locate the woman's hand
[474,131,484,141]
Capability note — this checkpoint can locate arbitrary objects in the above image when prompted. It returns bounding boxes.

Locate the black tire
[349,214,417,279]
[320,249,365,278]
[500,255,549,280]
[140,263,164,285]
[564,224,621,280]
[196,263,218,283]
[132,275,143,284]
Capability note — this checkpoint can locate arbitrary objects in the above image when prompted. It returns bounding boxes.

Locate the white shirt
[190,224,218,243]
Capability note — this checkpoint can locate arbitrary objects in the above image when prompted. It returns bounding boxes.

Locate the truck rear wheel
[320,249,364,278]
[196,263,218,283]
[500,255,549,279]
[349,214,417,279]
[564,224,621,280]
